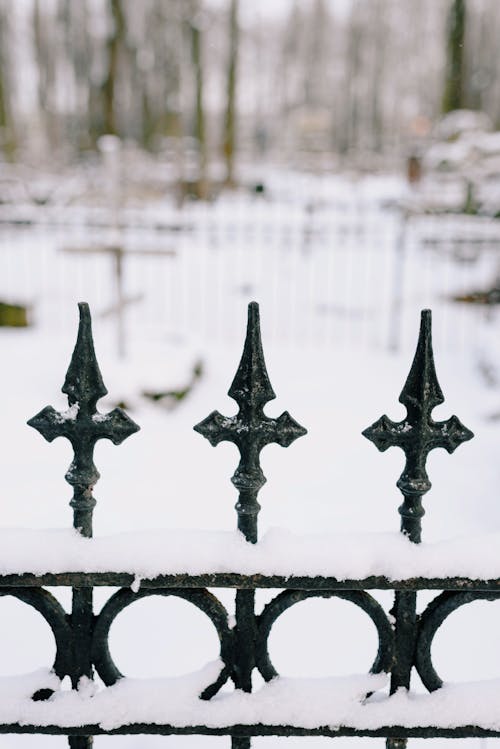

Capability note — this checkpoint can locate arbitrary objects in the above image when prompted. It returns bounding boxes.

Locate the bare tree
[0,3,15,159]
[279,1,301,125]
[184,0,208,198]
[33,0,58,150]
[3,0,500,167]
[222,0,239,186]
[369,0,386,153]
[344,0,364,154]
[442,0,467,113]
[102,0,126,135]
[141,0,183,148]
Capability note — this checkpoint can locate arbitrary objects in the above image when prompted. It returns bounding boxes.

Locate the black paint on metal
[2,723,500,738]
[27,302,140,537]
[363,309,474,749]
[0,571,499,591]
[0,303,486,748]
[194,302,306,542]
[416,590,500,691]
[363,309,473,544]
[27,303,139,749]
[256,589,394,682]
[195,302,306,749]
[92,586,233,699]
[0,587,72,682]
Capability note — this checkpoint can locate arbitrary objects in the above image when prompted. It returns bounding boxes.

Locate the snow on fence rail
[1,300,498,749]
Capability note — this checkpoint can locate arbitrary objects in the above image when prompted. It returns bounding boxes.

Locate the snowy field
[0,171,500,748]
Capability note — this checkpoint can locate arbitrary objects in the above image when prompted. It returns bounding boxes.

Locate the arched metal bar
[256,589,394,682]
[416,590,500,692]
[0,587,72,694]
[92,587,233,700]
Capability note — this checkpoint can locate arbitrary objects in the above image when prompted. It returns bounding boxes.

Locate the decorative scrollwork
[255,589,394,682]
[92,587,233,699]
[0,587,72,698]
[416,590,500,692]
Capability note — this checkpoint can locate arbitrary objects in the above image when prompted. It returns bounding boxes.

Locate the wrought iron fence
[1,298,497,749]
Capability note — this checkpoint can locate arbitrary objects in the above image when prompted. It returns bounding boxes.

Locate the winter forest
[1,0,500,174]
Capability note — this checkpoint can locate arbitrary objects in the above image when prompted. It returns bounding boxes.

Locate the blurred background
[1,0,500,173]
[1,0,500,355]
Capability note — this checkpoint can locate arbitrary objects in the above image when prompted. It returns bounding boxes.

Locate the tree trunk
[33,0,55,151]
[442,0,466,113]
[370,0,385,153]
[102,0,126,136]
[223,0,239,187]
[0,7,15,160]
[189,9,208,199]
[345,1,362,155]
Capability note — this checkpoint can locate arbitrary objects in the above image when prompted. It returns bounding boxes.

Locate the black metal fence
[1,299,497,749]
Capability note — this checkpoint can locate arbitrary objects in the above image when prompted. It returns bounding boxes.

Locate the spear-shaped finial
[62,303,107,410]
[28,303,140,537]
[362,310,473,543]
[194,302,307,543]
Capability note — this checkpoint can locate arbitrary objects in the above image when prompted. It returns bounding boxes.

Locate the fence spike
[362,309,473,543]
[27,302,140,537]
[194,302,306,543]
[62,303,107,409]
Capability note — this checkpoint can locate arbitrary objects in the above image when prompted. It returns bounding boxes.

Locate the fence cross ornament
[363,309,473,543]
[28,302,139,537]
[195,302,306,543]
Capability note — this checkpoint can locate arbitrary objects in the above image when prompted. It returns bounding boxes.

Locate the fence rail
[1,299,496,749]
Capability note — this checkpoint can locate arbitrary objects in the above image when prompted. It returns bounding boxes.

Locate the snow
[1,527,500,582]
[3,666,500,734]
[1,171,500,747]
[55,403,79,423]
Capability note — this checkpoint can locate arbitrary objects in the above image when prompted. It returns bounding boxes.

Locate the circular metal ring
[92,587,233,699]
[256,589,394,681]
[416,590,500,692]
[0,587,72,694]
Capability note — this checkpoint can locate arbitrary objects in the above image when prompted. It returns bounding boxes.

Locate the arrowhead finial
[194,302,306,542]
[28,303,140,536]
[399,310,443,415]
[363,309,473,543]
[62,302,107,410]
[228,302,276,409]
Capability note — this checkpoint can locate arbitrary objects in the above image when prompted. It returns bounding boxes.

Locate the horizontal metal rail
[1,572,500,590]
[0,724,499,739]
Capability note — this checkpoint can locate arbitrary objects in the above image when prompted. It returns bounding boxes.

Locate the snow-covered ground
[1,171,500,748]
